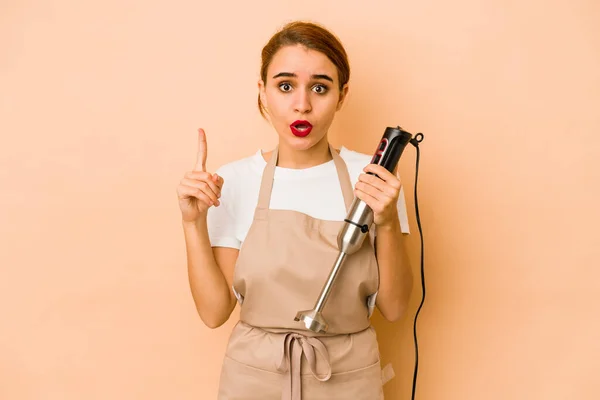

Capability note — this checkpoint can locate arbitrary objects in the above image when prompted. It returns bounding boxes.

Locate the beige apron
[217,143,385,400]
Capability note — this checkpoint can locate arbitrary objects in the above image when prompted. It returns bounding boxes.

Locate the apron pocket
[302,359,384,400]
[218,355,281,400]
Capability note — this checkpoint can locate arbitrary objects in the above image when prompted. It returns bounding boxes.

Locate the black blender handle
[369,126,413,175]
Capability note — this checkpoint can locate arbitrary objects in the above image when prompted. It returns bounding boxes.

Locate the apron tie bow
[277,333,332,400]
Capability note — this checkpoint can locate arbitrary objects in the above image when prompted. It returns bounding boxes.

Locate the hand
[176,128,224,222]
[353,164,402,228]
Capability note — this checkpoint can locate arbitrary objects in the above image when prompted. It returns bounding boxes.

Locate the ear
[258,79,268,110]
[336,83,349,111]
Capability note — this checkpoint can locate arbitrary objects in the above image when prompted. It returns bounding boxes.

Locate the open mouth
[290,120,313,137]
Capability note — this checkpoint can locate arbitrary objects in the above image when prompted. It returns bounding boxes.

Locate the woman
[177,20,412,400]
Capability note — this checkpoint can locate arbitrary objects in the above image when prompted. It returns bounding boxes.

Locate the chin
[287,135,326,151]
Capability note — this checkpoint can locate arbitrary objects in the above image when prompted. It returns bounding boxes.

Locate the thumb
[213,173,224,188]
[194,128,207,172]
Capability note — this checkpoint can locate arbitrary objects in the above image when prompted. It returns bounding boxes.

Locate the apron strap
[328,143,354,213]
[256,145,278,211]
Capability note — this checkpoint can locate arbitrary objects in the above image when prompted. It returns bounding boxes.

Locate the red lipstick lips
[290,120,313,137]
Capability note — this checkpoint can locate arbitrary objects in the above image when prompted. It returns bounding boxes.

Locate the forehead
[268,44,338,82]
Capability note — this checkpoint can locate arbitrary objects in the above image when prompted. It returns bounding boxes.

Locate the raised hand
[177,128,224,222]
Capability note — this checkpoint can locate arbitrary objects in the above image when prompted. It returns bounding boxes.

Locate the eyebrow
[272,72,334,83]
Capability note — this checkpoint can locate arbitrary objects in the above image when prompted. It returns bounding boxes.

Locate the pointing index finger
[195,128,207,172]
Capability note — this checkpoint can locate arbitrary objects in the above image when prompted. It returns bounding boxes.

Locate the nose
[293,88,312,114]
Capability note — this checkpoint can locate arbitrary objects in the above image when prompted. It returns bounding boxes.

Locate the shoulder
[215,149,264,181]
[213,150,264,205]
[339,146,372,165]
[339,146,373,177]
[211,150,263,217]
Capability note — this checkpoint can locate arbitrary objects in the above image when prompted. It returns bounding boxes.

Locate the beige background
[1,0,599,399]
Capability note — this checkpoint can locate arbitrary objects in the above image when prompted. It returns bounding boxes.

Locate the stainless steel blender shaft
[294,198,373,333]
[313,252,348,313]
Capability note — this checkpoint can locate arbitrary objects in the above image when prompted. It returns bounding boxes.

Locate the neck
[267,138,336,169]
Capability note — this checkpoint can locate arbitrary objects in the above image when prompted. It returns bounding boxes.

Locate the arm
[354,164,414,322]
[183,216,239,328]
[373,218,413,322]
[178,128,239,329]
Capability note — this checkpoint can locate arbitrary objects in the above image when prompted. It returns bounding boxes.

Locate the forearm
[374,217,413,322]
[182,217,232,328]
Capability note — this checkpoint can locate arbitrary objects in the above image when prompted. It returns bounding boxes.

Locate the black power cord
[408,133,425,400]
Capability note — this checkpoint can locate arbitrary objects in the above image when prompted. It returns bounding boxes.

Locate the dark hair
[258,21,351,119]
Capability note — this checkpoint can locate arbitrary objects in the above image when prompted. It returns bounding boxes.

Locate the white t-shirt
[207,146,410,250]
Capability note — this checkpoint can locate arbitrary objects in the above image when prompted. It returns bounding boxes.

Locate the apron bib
[217,143,385,400]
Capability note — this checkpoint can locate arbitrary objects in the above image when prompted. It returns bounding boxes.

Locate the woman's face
[258,44,348,151]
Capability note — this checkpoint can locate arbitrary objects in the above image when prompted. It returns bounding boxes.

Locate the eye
[278,82,293,92]
[313,84,328,94]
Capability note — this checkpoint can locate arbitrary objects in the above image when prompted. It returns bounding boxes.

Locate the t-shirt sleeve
[206,166,242,249]
[397,184,410,235]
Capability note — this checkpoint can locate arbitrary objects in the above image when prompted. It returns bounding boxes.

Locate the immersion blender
[294,126,414,333]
